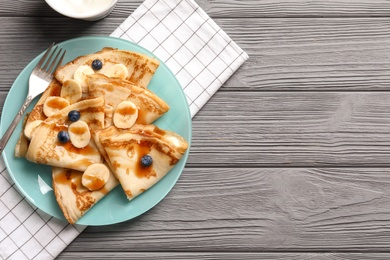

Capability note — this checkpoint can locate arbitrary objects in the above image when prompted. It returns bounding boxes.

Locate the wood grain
[1,0,390,258]
[61,167,390,252]
[3,18,390,92]
[4,0,390,18]
[200,0,390,18]
[217,17,390,91]
[192,91,390,167]
[58,252,390,259]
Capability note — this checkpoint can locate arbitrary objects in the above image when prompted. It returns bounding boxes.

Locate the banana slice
[68,120,91,148]
[60,79,82,104]
[113,101,138,129]
[24,120,43,140]
[103,64,129,79]
[43,96,70,117]
[81,163,110,191]
[73,65,94,92]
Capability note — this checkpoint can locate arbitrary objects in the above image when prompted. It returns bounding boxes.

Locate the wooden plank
[199,0,390,18]
[218,17,390,91]
[63,168,390,252]
[190,91,390,167]
[58,252,390,259]
[4,0,390,18]
[2,18,390,92]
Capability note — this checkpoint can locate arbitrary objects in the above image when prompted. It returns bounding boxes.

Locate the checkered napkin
[0,0,247,259]
[111,0,248,117]
[0,160,86,259]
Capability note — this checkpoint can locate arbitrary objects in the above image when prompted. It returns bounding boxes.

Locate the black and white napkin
[111,0,248,117]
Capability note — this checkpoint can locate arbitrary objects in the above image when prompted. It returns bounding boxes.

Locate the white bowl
[45,0,118,21]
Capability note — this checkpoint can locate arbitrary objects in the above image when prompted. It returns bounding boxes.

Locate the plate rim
[1,35,192,225]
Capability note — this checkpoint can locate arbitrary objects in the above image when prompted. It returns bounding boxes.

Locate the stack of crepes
[14,47,189,224]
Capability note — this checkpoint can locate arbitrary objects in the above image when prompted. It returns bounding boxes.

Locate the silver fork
[0,43,66,155]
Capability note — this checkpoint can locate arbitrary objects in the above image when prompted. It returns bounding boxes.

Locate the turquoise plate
[0,36,192,225]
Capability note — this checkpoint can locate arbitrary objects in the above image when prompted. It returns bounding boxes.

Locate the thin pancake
[87,73,169,126]
[52,166,118,224]
[87,74,132,127]
[55,47,159,89]
[97,125,188,200]
[127,85,170,124]
[26,97,105,172]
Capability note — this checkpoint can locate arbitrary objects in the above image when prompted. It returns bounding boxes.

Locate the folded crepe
[25,97,105,172]
[127,85,170,124]
[87,74,170,126]
[55,47,160,89]
[96,125,188,200]
[87,74,133,107]
[52,166,118,224]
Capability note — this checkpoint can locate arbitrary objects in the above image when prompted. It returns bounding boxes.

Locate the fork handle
[0,95,33,155]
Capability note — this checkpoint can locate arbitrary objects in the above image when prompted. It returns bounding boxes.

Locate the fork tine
[42,46,58,71]
[47,48,65,73]
[35,42,55,69]
[53,50,66,73]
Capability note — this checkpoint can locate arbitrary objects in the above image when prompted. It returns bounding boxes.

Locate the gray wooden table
[2,0,390,259]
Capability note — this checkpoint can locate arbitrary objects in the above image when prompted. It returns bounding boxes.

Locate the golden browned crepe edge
[52,166,119,224]
[54,47,115,81]
[129,86,170,124]
[97,125,188,199]
[54,48,160,88]
[98,124,188,157]
[87,73,135,92]
[52,168,75,224]
[132,85,170,112]
[14,113,30,158]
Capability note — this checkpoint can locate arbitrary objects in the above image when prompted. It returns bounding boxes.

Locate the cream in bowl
[45,0,118,21]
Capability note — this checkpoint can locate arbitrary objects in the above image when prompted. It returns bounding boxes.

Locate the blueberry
[68,110,80,122]
[140,154,153,167]
[91,59,103,70]
[58,130,70,143]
